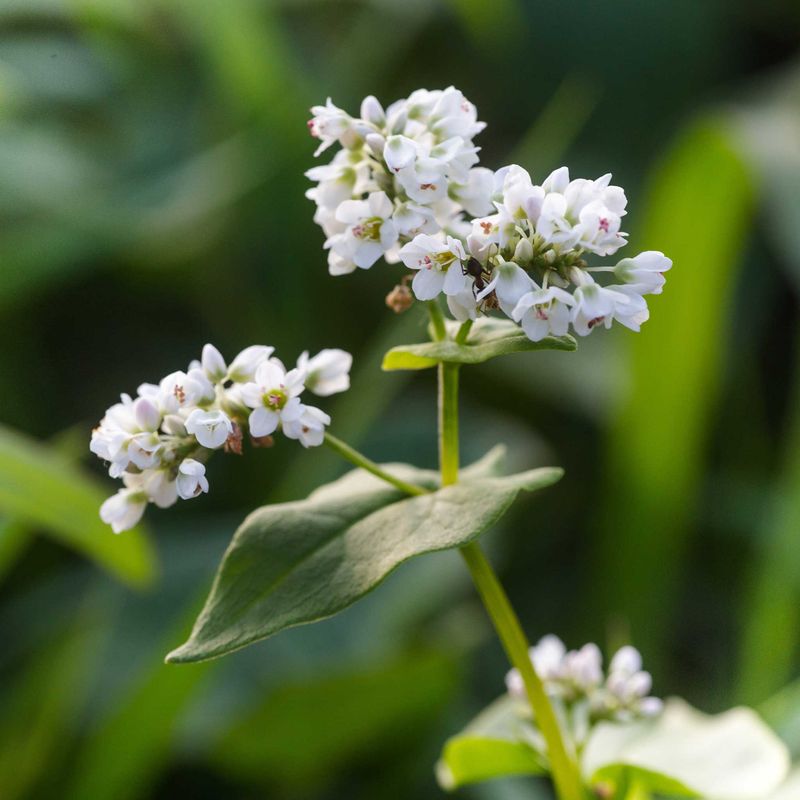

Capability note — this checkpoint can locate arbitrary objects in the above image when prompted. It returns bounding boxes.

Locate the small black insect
[462,256,488,293]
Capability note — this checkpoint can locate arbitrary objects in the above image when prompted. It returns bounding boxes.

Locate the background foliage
[1,1,799,798]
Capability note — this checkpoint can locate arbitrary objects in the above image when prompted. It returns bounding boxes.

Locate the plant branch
[324,432,428,496]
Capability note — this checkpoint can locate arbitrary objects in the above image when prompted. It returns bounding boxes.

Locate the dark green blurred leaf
[64,611,213,800]
[0,623,98,800]
[215,649,460,788]
[436,695,546,791]
[382,318,576,371]
[167,448,562,663]
[0,423,156,587]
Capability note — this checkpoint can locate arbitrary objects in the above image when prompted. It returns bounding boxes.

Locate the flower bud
[201,343,227,382]
[385,283,414,314]
[365,133,386,157]
[360,95,385,126]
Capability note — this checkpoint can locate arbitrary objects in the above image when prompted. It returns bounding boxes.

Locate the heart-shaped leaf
[436,695,546,790]
[167,448,562,663]
[583,699,791,800]
[382,317,576,371]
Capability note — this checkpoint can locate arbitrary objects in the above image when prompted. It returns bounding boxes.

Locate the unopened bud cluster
[506,635,662,740]
[308,89,671,340]
[90,344,351,532]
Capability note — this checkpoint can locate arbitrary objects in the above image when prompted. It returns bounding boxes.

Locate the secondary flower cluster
[307,89,672,341]
[306,87,492,276]
[401,165,672,339]
[90,344,351,533]
[506,635,662,737]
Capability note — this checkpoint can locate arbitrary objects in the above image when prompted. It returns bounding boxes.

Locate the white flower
[395,157,449,205]
[532,635,568,680]
[399,234,468,301]
[228,345,275,382]
[100,487,147,534]
[608,285,650,332]
[450,167,495,217]
[142,469,178,509]
[177,459,209,500]
[383,134,418,173]
[570,278,632,336]
[281,403,330,448]
[185,408,233,449]
[297,349,352,396]
[157,369,214,415]
[447,288,479,322]
[307,98,355,156]
[477,261,536,316]
[614,250,672,295]
[328,191,398,272]
[564,643,604,690]
[512,286,575,341]
[427,86,485,141]
[497,164,545,224]
[241,361,307,437]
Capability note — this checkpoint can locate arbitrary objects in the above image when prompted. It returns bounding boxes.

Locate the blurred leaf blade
[592,119,755,654]
[0,423,156,587]
[215,649,460,789]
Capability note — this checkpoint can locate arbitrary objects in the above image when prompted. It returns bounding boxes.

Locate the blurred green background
[1,1,799,798]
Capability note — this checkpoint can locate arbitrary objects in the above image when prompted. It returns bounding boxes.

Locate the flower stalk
[323,432,427,497]
[431,305,585,800]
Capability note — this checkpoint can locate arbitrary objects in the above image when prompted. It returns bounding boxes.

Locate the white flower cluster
[90,344,352,533]
[306,87,492,276]
[506,635,662,730]
[307,89,672,341]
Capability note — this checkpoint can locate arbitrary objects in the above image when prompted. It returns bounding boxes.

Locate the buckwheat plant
[91,87,794,800]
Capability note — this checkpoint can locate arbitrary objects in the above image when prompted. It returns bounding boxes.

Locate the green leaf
[382,317,576,371]
[591,119,754,658]
[436,695,546,791]
[583,699,790,800]
[166,448,562,663]
[215,649,460,789]
[0,423,156,587]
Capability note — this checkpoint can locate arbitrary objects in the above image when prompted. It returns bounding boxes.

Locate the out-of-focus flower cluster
[308,89,672,341]
[506,635,662,744]
[90,345,352,532]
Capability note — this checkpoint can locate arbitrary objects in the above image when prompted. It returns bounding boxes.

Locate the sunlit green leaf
[436,695,546,791]
[0,423,156,587]
[583,699,790,800]
[382,318,576,371]
[592,119,754,656]
[167,448,562,663]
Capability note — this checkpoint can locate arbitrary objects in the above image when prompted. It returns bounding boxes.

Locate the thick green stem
[460,543,585,800]
[427,300,448,341]
[438,362,460,487]
[430,304,584,800]
[324,433,427,496]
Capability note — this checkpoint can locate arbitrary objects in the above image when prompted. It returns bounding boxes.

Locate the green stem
[427,300,447,341]
[324,433,428,497]
[460,543,585,800]
[430,305,584,800]
[455,318,474,344]
[438,362,460,487]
